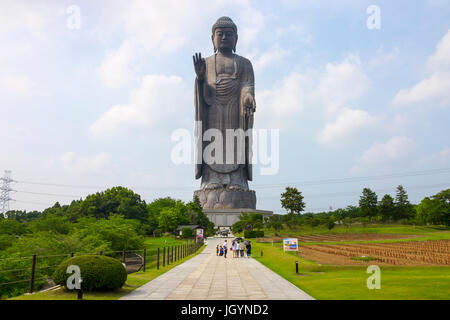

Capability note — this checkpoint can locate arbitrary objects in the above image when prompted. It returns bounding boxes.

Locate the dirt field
[298,240,450,266]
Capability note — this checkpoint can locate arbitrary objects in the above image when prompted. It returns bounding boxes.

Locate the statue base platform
[203,208,273,228]
[194,188,256,209]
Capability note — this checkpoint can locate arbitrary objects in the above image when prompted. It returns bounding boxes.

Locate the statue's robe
[194,53,255,188]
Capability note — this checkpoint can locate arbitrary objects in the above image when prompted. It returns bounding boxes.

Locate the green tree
[186,196,214,230]
[29,214,72,235]
[79,187,147,221]
[281,187,305,229]
[0,219,28,236]
[146,197,184,233]
[394,185,414,221]
[378,194,395,222]
[181,227,192,238]
[73,215,144,251]
[235,212,263,231]
[324,216,336,230]
[281,187,305,216]
[158,208,181,232]
[266,215,282,232]
[416,189,450,226]
[359,188,378,220]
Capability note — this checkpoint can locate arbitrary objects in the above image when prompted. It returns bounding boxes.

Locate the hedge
[244,230,264,238]
[53,255,127,292]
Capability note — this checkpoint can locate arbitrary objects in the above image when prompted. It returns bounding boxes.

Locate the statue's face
[212,27,237,52]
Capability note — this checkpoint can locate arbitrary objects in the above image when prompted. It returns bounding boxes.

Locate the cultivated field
[300,240,450,266]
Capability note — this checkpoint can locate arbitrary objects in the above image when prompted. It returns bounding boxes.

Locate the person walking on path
[246,241,252,259]
[232,241,237,258]
[223,240,228,258]
[239,241,245,258]
[216,244,219,256]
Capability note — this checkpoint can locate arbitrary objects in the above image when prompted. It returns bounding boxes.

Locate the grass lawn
[143,235,194,250]
[251,242,450,300]
[10,244,205,300]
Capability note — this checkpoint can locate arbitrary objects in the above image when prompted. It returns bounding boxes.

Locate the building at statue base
[204,208,273,228]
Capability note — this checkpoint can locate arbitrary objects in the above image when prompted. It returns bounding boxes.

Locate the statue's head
[211,16,238,53]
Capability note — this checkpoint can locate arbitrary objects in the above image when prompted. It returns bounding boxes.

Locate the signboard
[196,228,203,238]
[283,238,298,252]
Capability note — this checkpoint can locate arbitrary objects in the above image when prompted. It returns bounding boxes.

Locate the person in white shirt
[232,241,237,258]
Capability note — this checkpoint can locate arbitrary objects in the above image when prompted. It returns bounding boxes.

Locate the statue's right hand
[193,52,206,81]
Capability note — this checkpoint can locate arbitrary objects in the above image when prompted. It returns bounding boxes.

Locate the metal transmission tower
[0,170,15,215]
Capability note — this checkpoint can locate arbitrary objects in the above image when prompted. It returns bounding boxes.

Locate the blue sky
[1,0,449,214]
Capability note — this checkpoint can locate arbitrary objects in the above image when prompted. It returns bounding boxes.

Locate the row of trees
[0,187,214,257]
[273,185,449,230]
[0,187,214,298]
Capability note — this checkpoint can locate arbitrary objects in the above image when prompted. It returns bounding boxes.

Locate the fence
[0,239,204,299]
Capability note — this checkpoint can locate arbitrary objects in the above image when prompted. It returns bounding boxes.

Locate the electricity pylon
[0,170,15,215]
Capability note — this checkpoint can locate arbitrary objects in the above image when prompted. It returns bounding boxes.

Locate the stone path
[121,238,314,300]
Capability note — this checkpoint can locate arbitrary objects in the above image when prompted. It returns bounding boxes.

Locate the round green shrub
[53,255,127,292]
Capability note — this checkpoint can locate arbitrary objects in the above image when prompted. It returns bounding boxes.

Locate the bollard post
[143,248,147,272]
[157,248,160,270]
[296,261,299,274]
[163,247,166,267]
[29,254,36,293]
[70,252,74,258]
[99,251,103,256]
[122,250,126,263]
[77,278,83,300]
[261,250,263,257]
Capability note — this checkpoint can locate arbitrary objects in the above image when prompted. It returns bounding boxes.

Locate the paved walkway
[121,238,314,300]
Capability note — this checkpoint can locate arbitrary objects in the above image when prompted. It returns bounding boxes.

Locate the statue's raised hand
[244,93,256,115]
[193,52,206,81]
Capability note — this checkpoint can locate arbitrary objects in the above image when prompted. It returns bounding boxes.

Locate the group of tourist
[216,239,251,259]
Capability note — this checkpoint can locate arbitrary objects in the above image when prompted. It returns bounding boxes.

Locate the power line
[14,200,59,207]
[15,167,450,191]
[252,167,450,189]
[15,190,83,198]
[259,182,449,200]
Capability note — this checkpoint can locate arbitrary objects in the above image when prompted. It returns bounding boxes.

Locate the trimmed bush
[53,255,127,292]
[244,230,264,238]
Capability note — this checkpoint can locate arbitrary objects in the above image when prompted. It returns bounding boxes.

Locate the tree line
[234,186,449,233]
[0,187,214,258]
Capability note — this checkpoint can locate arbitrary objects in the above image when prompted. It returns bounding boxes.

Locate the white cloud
[359,136,415,165]
[393,71,450,107]
[413,146,450,168]
[256,53,371,130]
[257,72,315,128]
[96,40,136,89]
[0,75,34,98]
[252,44,290,73]
[368,46,400,70]
[393,30,450,108]
[56,152,110,175]
[427,29,450,70]
[317,54,370,114]
[318,108,376,144]
[90,74,190,136]
[95,0,266,88]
